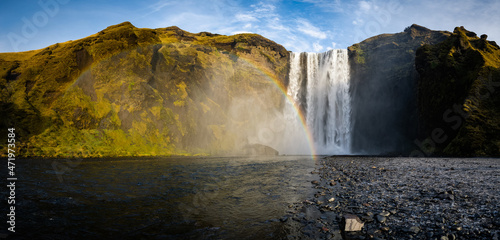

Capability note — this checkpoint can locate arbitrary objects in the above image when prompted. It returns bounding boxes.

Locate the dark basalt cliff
[0,22,289,157]
[348,24,450,155]
[416,27,500,157]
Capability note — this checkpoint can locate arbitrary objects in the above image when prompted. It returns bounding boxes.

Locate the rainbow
[72,45,318,159]
[235,54,317,159]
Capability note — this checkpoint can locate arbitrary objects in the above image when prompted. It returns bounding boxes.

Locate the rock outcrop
[242,144,279,156]
[416,26,500,157]
[348,24,450,155]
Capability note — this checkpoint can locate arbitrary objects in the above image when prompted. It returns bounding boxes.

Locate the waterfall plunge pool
[4,156,319,239]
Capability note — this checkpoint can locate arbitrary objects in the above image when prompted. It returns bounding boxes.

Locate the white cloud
[267,17,291,32]
[282,38,311,53]
[251,2,276,14]
[164,12,216,30]
[235,13,258,22]
[296,19,327,39]
[313,42,324,52]
[269,23,290,32]
[359,1,371,12]
[232,30,254,34]
[145,1,175,15]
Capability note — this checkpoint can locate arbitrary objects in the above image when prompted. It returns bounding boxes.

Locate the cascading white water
[283,49,352,155]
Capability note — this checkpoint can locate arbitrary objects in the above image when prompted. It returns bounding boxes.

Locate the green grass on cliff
[0,22,290,158]
[416,26,500,157]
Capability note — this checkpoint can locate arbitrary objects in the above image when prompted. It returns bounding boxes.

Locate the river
[3,156,319,239]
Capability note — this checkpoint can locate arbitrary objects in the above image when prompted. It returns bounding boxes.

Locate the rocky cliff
[348,24,450,155]
[1,22,499,158]
[416,27,500,157]
[0,22,289,157]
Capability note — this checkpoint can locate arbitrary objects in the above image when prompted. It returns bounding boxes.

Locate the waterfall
[283,49,352,155]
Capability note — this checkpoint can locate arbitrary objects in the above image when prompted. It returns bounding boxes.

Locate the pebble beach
[285,157,500,240]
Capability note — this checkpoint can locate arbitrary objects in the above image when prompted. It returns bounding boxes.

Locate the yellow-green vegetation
[348,44,365,64]
[416,26,500,157]
[0,22,290,158]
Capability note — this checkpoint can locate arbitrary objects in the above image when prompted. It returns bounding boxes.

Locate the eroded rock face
[348,24,450,155]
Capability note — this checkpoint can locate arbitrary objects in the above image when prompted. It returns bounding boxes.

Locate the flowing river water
[3,156,320,239]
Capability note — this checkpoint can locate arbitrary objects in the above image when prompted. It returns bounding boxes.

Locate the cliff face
[0,22,289,157]
[348,24,450,155]
[2,22,499,158]
[416,27,500,157]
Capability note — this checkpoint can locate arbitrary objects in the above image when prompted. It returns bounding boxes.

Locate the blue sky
[1,0,499,53]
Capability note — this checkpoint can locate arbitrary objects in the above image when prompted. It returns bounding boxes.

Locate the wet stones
[285,157,499,240]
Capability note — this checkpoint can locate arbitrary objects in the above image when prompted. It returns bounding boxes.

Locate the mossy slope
[0,22,289,157]
[416,26,500,157]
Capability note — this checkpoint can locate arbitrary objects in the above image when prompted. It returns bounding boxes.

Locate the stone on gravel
[408,226,420,234]
[376,215,386,223]
[360,215,374,223]
[379,211,391,217]
[343,214,364,232]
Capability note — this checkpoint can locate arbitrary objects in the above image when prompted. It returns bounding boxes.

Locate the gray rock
[437,193,454,201]
[409,226,420,234]
[360,215,374,223]
[376,215,387,223]
[379,211,391,217]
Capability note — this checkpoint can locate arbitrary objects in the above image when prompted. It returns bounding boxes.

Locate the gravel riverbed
[284,157,500,240]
